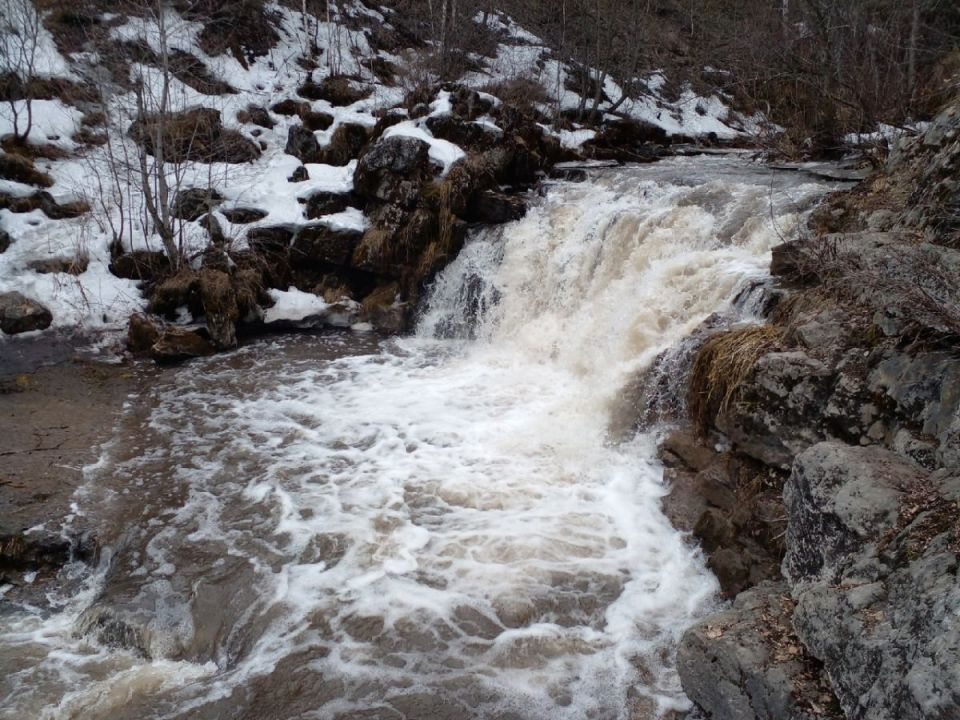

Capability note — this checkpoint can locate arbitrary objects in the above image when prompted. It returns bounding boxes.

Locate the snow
[0,99,84,148]
[844,122,931,145]
[263,286,359,327]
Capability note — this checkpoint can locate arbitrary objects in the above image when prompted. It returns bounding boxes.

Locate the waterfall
[0,157,836,720]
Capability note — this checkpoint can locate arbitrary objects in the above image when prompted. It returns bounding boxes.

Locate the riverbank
[0,349,147,595]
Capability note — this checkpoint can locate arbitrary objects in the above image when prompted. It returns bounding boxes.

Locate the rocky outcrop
[0,291,53,334]
[673,94,960,720]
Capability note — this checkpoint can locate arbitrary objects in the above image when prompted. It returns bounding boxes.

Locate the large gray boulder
[784,442,960,720]
[721,351,835,468]
[677,581,842,720]
[0,291,53,334]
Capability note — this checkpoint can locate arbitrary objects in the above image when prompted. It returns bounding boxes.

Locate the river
[0,156,837,720]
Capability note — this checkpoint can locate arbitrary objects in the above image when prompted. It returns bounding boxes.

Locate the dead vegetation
[688,324,783,436]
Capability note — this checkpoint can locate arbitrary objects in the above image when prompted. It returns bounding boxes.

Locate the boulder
[678,582,842,720]
[0,230,10,253]
[302,110,334,131]
[149,326,214,362]
[292,225,363,267]
[288,165,309,182]
[464,190,526,224]
[302,190,361,218]
[321,123,371,166]
[198,269,239,350]
[297,75,370,106]
[271,99,310,116]
[219,207,267,224]
[284,124,320,164]
[722,351,835,469]
[126,313,161,355]
[0,291,53,334]
[109,250,169,281]
[172,187,224,221]
[784,442,960,720]
[353,136,432,206]
[783,442,920,587]
[361,282,406,333]
[236,104,274,129]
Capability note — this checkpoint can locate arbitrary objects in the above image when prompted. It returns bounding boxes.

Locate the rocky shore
[659,97,960,718]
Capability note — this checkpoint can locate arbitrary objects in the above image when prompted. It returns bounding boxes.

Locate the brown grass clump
[689,324,782,436]
[0,153,53,187]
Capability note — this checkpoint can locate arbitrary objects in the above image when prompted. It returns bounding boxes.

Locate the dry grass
[689,324,782,436]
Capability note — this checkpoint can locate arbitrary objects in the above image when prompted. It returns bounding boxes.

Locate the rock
[149,326,214,362]
[784,442,960,720]
[321,123,371,166]
[464,190,526,224]
[128,107,260,164]
[270,99,310,116]
[27,255,88,275]
[361,283,406,334]
[302,110,334,131]
[722,351,835,469]
[0,528,72,571]
[236,104,274,129]
[198,269,239,350]
[219,207,267,224]
[292,225,363,267]
[677,582,842,720]
[353,136,432,206]
[288,165,309,182]
[425,114,498,150]
[172,187,224,221]
[303,190,361,218]
[297,75,370,106]
[109,250,169,281]
[660,430,718,472]
[284,124,320,163]
[0,230,10,253]
[200,213,225,245]
[0,191,90,219]
[126,313,161,355]
[707,548,752,597]
[695,508,737,553]
[783,442,920,587]
[0,291,53,334]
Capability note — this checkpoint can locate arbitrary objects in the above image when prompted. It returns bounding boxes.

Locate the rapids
[0,157,838,720]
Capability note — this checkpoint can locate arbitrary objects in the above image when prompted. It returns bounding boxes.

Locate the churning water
[0,157,837,720]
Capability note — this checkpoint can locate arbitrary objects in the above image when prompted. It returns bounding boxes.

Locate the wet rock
[353,136,432,206]
[0,230,10,253]
[148,269,201,319]
[126,313,161,355]
[109,250,169,281]
[678,581,842,720]
[361,283,406,334]
[149,326,214,362]
[0,528,72,571]
[285,124,320,163]
[660,430,718,472]
[292,225,363,267]
[303,190,361,218]
[0,291,52,334]
[464,190,526,224]
[321,123,371,166]
[172,187,224,221]
[27,255,88,275]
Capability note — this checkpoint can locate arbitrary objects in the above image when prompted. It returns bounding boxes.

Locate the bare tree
[0,0,41,143]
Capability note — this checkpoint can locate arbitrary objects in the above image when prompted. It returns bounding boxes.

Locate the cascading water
[0,157,838,720]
